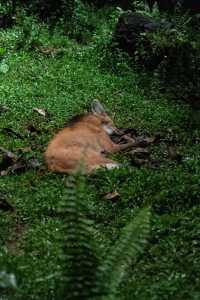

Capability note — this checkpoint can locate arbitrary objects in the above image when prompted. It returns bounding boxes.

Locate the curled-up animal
[45,100,138,174]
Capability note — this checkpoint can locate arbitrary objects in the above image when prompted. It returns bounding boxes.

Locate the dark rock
[113,12,172,68]
[113,11,200,106]
[114,13,158,56]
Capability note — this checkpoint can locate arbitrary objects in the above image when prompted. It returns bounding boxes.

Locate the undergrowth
[57,175,150,300]
[0,3,200,300]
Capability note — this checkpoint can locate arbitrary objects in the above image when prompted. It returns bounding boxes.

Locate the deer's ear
[91,99,106,114]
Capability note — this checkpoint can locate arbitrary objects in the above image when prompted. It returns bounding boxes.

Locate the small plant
[57,174,99,300]
[15,12,42,50]
[57,173,151,299]
[133,11,200,103]
[91,7,132,73]
[20,0,74,23]
[68,0,96,43]
[0,47,6,59]
[0,1,15,16]
[0,1,16,28]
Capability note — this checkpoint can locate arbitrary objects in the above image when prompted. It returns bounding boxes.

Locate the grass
[0,11,200,300]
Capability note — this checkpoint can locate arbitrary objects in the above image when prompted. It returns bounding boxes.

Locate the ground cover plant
[0,3,200,300]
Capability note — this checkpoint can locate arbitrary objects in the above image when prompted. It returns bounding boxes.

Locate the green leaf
[0,62,9,74]
[98,207,151,299]
[0,47,6,56]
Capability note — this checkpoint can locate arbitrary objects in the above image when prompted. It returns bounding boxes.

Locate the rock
[113,11,200,106]
[114,13,157,55]
[113,12,172,69]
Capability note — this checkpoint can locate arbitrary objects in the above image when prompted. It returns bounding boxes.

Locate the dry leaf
[137,136,157,147]
[129,147,150,156]
[1,170,9,176]
[0,147,41,176]
[104,191,120,201]
[0,147,18,160]
[0,147,18,172]
[26,158,41,169]
[33,107,49,117]
[17,147,32,154]
[168,145,182,162]
[131,158,149,167]
[111,127,138,144]
[36,46,63,58]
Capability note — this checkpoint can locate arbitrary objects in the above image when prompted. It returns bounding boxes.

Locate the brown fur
[45,112,136,174]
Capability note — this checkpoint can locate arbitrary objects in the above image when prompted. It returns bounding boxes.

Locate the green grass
[0,17,200,300]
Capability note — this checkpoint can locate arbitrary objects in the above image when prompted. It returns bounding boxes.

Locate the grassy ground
[0,13,200,300]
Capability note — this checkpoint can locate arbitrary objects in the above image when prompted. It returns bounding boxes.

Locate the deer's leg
[86,155,121,173]
[88,162,121,173]
[108,141,139,154]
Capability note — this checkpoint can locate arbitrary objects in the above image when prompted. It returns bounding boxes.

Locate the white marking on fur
[105,163,121,170]
[102,125,114,135]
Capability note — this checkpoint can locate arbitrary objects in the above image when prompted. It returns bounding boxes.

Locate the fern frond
[58,174,99,300]
[57,174,151,300]
[97,207,151,299]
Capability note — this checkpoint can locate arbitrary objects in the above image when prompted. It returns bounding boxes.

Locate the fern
[97,207,151,300]
[58,174,99,300]
[58,174,151,300]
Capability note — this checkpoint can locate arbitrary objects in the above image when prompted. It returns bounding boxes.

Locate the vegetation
[0,1,200,300]
[133,11,200,105]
